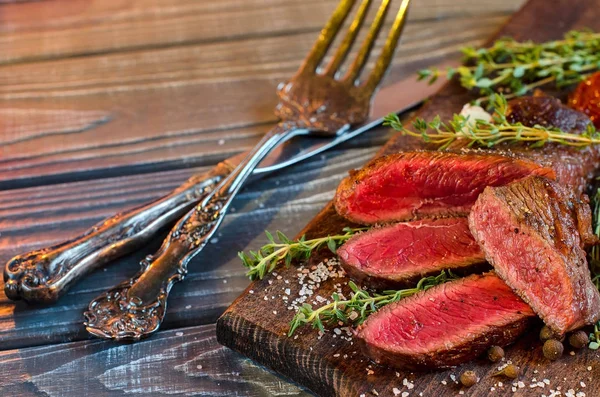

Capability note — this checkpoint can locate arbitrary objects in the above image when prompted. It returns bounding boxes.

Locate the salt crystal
[401,393,409,397]
[580,381,586,388]
[197,365,203,369]
[587,366,592,371]
[392,388,401,396]
[543,379,550,385]
[175,332,183,336]
[518,381,525,388]
[441,380,447,385]
[249,290,254,294]
[273,311,277,315]
[218,139,225,145]
[185,305,191,309]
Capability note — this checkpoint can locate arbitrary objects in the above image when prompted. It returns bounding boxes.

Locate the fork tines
[302,0,411,90]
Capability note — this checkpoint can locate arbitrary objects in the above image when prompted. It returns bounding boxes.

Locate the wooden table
[0,0,526,395]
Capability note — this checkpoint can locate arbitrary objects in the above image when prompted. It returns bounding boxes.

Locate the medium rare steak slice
[469,176,600,334]
[338,218,487,289]
[334,151,554,224]
[357,273,535,370]
[335,95,597,225]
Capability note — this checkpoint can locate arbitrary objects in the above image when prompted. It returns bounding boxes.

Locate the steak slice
[335,95,597,225]
[338,218,487,289]
[357,273,535,370]
[469,176,600,334]
[334,151,554,224]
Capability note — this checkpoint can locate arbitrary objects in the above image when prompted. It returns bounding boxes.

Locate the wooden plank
[0,323,312,396]
[0,0,523,64]
[0,6,517,188]
[216,0,600,396]
[0,142,389,350]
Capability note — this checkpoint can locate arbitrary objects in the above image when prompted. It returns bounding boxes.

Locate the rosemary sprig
[287,271,454,336]
[418,30,600,103]
[383,94,600,150]
[239,227,366,280]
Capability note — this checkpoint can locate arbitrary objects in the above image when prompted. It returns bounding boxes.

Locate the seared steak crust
[505,95,599,195]
[357,273,535,370]
[338,218,488,289]
[469,176,600,334]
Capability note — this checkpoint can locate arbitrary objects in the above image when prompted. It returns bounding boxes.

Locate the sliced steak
[469,176,600,334]
[334,96,596,224]
[357,273,535,370]
[338,218,487,289]
[334,151,554,224]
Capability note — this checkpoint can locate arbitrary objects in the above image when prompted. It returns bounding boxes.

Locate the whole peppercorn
[460,370,477,387]
[493,364,519,379]
[539,325,562,342]
[543,339,564,360]
[568,330,589,349]
[487,346,505,363]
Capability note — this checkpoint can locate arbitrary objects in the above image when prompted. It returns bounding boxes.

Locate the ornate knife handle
[4,165,230,303]
[84,123,300,340]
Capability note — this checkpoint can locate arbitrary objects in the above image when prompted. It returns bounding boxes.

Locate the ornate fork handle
[4,166,229,303]
[84,123,302,340]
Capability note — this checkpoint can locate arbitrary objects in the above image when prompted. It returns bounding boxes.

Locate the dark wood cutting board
[217,0,600,395]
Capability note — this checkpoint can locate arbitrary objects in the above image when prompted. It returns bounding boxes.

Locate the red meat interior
[344,154,553,223]
[339,218,484,277]
[359,275,534,354]
[469,197,574,331]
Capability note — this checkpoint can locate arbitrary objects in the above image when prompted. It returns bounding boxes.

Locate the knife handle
[3,164,231,304]
[84,123,298,340]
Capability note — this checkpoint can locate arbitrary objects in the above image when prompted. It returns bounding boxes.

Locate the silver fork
[83,0,411,341]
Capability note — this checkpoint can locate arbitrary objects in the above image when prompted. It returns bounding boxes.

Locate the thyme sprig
[287,271,454,336]
[383,94,600,150]
[588,188,600,349]
[239,227,366,280]
[418,30,600,103]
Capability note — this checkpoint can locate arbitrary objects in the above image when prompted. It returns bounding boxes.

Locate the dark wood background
[0,0,528,395]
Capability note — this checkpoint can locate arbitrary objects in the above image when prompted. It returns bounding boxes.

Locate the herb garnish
[238,227,366,280]
[383,94,600,150]
[588,189,600,349]
[287,271,454,336]
[418,30,600,103]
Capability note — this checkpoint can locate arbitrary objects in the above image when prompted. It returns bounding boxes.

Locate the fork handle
[4,164,231,303]
[84,123,300,340]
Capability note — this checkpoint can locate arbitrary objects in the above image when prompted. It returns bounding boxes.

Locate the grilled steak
[338,218,487,289]
[334,96,596,224]
[334,151,554,224]
[469,176,600,334]
[357,273,535,370]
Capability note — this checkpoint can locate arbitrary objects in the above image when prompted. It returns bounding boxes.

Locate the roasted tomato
[570,72,600,128]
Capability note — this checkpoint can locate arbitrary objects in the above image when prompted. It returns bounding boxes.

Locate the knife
[3,63,451,304]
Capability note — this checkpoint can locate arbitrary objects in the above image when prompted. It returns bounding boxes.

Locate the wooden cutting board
[217,0,600,395]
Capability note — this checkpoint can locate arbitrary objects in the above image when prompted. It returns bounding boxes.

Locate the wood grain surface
[217,0,600,396]
[0,0,530,395]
